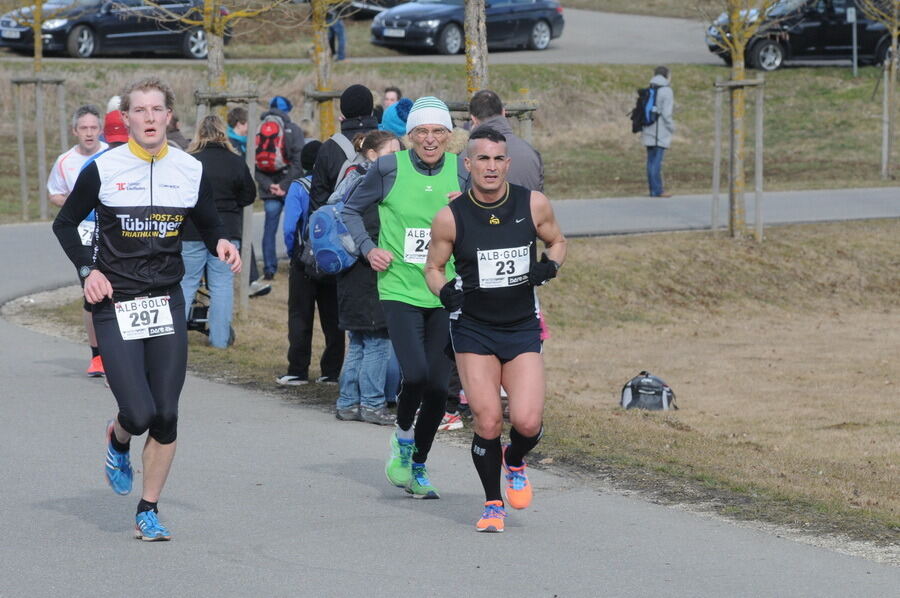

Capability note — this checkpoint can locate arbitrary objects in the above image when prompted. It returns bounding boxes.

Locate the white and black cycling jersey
[53,139,225,298]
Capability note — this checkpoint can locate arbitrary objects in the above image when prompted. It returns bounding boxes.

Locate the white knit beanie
[405,96,453,134]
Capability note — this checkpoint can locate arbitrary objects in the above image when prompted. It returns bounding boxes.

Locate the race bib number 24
[114,296,174,341]
[404,228,431,264]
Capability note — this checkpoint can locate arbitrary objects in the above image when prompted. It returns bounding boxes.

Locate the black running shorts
[449,315,542,364]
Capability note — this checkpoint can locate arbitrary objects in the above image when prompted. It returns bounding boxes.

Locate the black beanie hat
[300,140,323,172]
[340,84,374,119]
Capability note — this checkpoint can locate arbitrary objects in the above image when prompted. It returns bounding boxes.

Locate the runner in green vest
[343,97,469,498]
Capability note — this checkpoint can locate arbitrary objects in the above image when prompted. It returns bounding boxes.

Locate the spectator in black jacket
[309,84,378,212]
[180,115,256,348]
[255,95,306,279]
[335,130,401,425]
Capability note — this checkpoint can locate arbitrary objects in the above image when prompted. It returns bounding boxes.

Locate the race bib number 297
[114,296,174,341]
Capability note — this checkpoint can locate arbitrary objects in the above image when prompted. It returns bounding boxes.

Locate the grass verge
[32,220,900,546]
[2,61,899,223]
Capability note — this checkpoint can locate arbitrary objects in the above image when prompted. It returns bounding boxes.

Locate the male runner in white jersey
[425,127,566,532]
[48,104,109,376]
[54,78,240,541]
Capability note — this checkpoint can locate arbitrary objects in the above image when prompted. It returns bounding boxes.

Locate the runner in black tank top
[425,128,567,533]
[448,182,539,330]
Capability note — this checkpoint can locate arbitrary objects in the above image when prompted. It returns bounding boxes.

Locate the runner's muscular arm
[530,191,566,267]
[425,206,457,297]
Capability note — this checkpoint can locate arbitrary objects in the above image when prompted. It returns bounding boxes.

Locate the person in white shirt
[47,104,109,377]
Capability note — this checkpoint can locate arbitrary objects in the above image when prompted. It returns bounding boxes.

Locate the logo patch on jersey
[114,182,147,192]
[489,214,500,225]
[116,213,184,238]
[424,185,433,192]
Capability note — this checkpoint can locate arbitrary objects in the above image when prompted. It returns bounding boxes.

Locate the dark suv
[706,0,890,71]
[0,0,225,59]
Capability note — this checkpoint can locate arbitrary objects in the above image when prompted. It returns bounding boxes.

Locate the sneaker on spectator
[437,412,463,431]
[248,280,272,298]
[316,375,339,384]
[336,406,362,421]
[361,406,396,426]
[276,375,308,386]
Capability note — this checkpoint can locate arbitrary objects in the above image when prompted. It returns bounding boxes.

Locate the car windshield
[417,0,464,5]
[768,0,808,17]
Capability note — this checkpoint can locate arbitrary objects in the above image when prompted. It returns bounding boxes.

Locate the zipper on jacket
[150,155,156,288]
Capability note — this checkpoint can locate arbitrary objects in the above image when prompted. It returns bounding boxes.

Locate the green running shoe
[406,463,440,499]
[385,431,415,488]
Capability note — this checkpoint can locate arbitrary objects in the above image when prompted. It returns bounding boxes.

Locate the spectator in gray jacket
[469,89,543,192]
[641,66,675,198]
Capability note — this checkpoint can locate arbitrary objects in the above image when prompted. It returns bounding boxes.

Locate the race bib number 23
[114,296,174,341]
[477,245,531,288]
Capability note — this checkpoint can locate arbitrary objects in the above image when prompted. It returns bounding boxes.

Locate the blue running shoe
[105,420,132,496]
[134,510,172,542]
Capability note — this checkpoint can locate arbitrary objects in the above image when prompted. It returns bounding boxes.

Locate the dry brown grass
[35,219,900,539]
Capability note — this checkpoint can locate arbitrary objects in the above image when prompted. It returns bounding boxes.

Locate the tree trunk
[206,32,227,91]
[32,1,43,74]
[312,0,335,139]
[729,51,747,237]
[887,19,898,179]
[465,0,488,96]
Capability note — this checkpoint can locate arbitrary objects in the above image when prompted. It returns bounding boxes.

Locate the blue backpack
[304,163,368,275]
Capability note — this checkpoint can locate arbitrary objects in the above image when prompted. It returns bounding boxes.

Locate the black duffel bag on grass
[620,371,677,411]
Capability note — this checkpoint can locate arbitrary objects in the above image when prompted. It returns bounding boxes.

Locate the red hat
[104,110,128,143]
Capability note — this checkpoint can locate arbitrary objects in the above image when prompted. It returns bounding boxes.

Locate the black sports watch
[79,265,95,279]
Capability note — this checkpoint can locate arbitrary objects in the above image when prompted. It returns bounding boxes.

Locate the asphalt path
[0,9,717,67]
[2,189,899,596]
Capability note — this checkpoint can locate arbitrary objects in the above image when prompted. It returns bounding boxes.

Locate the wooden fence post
[35,81,48,220]
[754,75,765,243]
[712,80,723,232]
[15,84,29,220]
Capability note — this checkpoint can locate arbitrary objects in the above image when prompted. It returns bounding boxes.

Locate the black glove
[529,253,559,287]
[439,280,465,312]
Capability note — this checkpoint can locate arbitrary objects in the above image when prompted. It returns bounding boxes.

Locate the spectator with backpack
[640,66,675,198]
[309,85,379,214]
[334,130,401,425]
[255,95,306,279]
[276,140,346,386]
[226,105,270,298]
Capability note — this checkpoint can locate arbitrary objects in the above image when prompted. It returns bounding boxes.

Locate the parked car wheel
[436,22,462,55]
[66,25,96,58]
[720,54,732,66]
[750,39,784,71]
[527,19,551,51]
[183,28,208,59]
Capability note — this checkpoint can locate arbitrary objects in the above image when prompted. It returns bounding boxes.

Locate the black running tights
[381,300,450,464]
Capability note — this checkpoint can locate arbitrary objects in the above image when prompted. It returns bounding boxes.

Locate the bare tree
[705,0,780,236]
[858,0,899,178]
[465,0,488,96]
[131,0,305,91]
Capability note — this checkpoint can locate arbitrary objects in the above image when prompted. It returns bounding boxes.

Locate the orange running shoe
[87,355,105,378]
[475,500,506,533]
[502,445,533,510]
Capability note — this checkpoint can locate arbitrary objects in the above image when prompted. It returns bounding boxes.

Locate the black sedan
[371,0,564,55]
[706,0,890,71]
[0,0,222,59]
